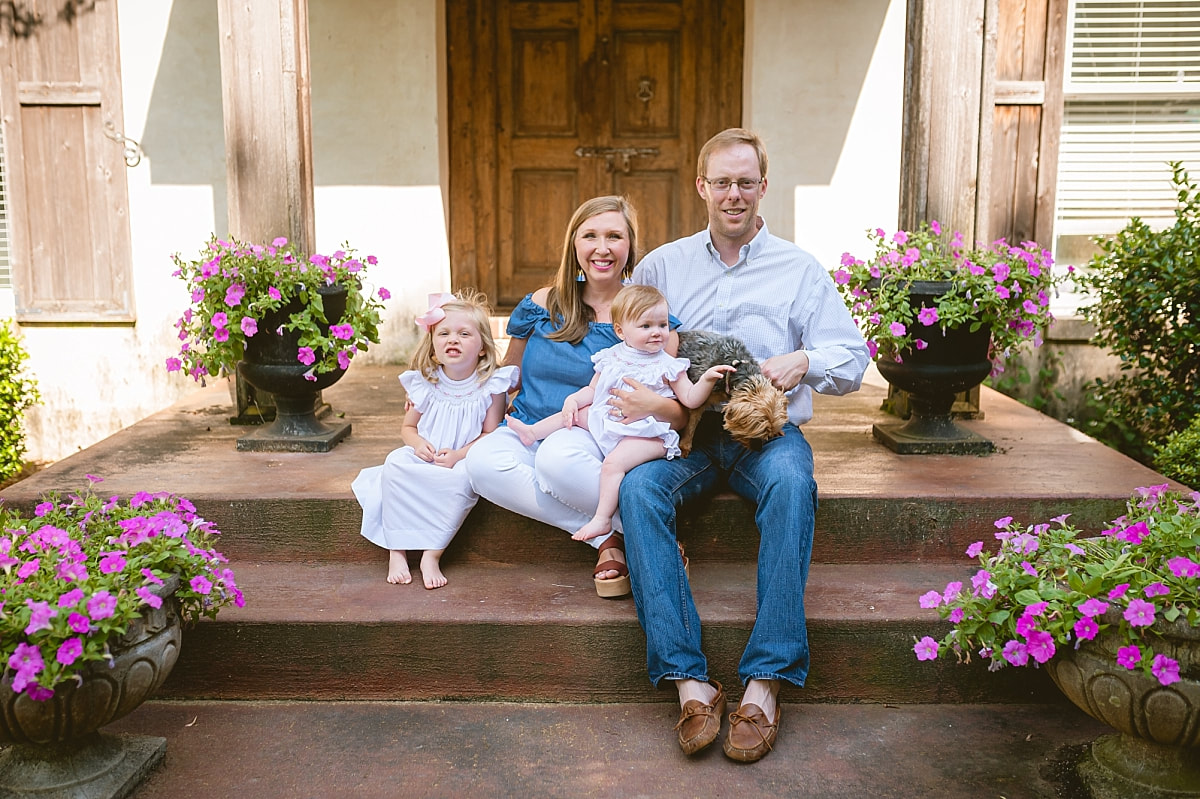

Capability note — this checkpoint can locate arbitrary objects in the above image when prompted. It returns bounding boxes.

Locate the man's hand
[760,351,810,392]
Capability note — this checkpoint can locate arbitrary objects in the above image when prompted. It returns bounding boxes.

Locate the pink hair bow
[414,292,457,331]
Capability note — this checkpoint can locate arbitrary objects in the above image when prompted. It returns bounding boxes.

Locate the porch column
[215,0,315,250]
[899,0,995,242]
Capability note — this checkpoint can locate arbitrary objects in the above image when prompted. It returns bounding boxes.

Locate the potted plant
[834,222,1065,453]
[166,235,390,451]
[915,484,1200,796]
[0,475,243,795]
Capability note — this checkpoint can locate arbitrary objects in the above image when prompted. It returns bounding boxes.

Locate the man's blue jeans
[618,413,817,688]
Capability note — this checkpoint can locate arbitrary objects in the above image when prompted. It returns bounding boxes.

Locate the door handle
[573,146,660,174]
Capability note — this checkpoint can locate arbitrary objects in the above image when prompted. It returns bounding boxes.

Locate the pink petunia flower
[919,591,942,609]
[913,636,939,661]
[1073,616,1098,641]
[56,638,83,666]
[1151,654,1181,686]
[1116,645,1142,669]
[1124,598,1156,627]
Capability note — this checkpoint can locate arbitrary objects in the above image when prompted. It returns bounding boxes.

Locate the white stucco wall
[746,0,904,269]
[5,0,905,465]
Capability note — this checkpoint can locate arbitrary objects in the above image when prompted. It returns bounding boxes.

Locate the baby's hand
[413,441,436,462]
[561,398,580,428]
[702,364,737,383]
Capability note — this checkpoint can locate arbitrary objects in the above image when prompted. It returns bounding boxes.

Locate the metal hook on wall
[103,120,144,168]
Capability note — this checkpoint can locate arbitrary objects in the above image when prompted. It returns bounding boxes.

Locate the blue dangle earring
[577,268,586,282]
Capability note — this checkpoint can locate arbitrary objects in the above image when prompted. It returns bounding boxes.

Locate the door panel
[448,0,743,309]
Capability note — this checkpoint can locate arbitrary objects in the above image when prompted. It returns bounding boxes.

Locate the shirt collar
[703,216,770,266]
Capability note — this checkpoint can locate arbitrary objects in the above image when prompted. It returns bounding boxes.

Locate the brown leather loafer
[674,680,725,755]
[723,702,780,762]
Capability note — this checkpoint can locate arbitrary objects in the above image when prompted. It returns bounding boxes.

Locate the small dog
[675,330,789,457]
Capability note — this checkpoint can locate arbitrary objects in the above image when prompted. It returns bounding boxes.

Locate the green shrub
[1077,161,1200,465]
[1154,415,1200,489]
[0,319,40,482]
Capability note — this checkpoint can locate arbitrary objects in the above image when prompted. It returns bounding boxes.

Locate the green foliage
[1154,415,1200,489]
[0,319,40,482]
[1077,162,1200,464]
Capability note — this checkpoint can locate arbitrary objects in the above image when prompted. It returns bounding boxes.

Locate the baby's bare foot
[388,550,412,584]
[421,550,447,589]
[573,517,613,541]
[505,415,537,447]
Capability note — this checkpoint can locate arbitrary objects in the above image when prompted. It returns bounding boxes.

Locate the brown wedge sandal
[593,533,631,598]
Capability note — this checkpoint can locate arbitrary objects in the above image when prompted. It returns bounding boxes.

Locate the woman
[465,196,685,597]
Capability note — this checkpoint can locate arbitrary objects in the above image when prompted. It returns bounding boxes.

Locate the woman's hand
[608,377,688,427]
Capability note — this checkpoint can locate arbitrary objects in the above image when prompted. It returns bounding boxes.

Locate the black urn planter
[0,580,182,799]
[872,281,995,455]
[235,284,352,452]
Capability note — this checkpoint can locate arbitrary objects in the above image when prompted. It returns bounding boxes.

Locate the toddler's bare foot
[387,550,412,584]
[421,550,447,589]
[573,517,613,541]
[505,415,537,446]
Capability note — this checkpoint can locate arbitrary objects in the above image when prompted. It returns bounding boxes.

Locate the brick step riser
[192,496,1129,564]
[159,618,1062,705]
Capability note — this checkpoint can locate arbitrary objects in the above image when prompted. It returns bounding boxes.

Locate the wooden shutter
[0,0,134,322]
[0,122,10,290]
[1055,0,1200,237]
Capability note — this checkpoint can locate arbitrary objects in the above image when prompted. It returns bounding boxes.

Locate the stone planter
[236,283,352,452]
[1045,615,1200,798]
[871,280,995,455]
[0,580,182,798]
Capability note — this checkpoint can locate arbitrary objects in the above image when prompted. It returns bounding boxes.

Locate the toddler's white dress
[352,365,519,551]
[587,342,689,459]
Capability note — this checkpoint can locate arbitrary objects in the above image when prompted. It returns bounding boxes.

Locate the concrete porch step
[106,698,1111,798]
[159,560,1059,705]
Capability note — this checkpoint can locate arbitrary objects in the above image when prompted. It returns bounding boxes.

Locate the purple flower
[57,588,85,608]
[99,551,127,575]
[1124,598,1156,627]
[378,287,391,300]
[23,599,57,635]
[1025,630,1055,663]
[888,321,906,337]
[330,323,354,340]
[942,581,963,603]
[1108,583,1130,600]
[1119,520,1150,545]
[87,591,117,621]
[241,316,258,336]
[214,326,230,343]
[1116,645,1141,669]
[211,311,228,328]
[268,286,282,301]
[1064,542,1085,556]
[1144,582,1170,598]
[917,307,939,326]
[1073,616,1098,641]
[141,568,164,585]
[833,268,850,285]
[1002,640,1029,666]
[224,283,246,307]
[1023,601,1048,618]
[17,558,40,579]
[1167,557,1199,578]
[136,586,164,609]
[994,516,1013,529]
[190,575,213,594]
[166,357,182,372]
[297,347,316,366]
[948,607,964,623]
[8,642,45,692]
[914,339,928,350]
[1151,654,1181,686]
[913,636,939,661]
[965,541,984,558]
[56,638,83,666]
[68,613,91,634]
[272,236,288,246]
[919,590,942,609]
[1077,598,1108,617]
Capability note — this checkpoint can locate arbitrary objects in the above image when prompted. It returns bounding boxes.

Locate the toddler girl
[507,284,731,541]
[352,290,518,588]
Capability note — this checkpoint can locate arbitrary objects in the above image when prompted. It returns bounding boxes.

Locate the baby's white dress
[352,365,519,551]
[587,343,689,459]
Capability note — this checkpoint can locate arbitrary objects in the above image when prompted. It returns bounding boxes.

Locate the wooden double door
[447,0,744,309]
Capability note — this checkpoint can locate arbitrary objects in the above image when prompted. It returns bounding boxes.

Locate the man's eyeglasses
[702,177,763,193]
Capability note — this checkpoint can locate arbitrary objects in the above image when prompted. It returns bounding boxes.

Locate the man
[613,128,869,762]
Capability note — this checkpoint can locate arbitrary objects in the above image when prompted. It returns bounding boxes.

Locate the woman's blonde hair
[611,284,667,330]
[409,288,500,384]
[547,195,639,344]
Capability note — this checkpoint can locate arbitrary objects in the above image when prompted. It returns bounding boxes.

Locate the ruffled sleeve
[590,344,618,374]
[398,370,434,413]
[483,364,520,395]
[664,355,690,382]
[506,294,547,339]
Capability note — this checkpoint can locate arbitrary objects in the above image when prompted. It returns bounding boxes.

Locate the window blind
[1056,0,1200,238]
